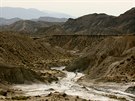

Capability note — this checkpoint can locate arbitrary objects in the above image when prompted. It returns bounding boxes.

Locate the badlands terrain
[0,8,135,101]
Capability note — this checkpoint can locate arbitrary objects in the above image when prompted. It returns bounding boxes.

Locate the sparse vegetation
[103,94,128,101]
[0,90,7,96]
[11,96,29,100]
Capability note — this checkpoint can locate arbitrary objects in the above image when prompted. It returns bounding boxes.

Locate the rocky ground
[0,90,87,101]
[125,86,135,95]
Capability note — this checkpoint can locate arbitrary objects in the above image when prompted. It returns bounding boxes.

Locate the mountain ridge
[63,7,135,35]
[0,17,67,26]
[0,20,64,33]
[1,8,135,36]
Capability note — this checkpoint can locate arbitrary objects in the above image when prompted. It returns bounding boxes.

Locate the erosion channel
[13,67,135,101]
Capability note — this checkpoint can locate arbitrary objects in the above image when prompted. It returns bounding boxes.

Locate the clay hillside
[63,8,135,83]
[0,31,71,84]
[66,35,135,82]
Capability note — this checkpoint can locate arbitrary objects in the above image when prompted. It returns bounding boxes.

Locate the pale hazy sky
[1,0,135,17]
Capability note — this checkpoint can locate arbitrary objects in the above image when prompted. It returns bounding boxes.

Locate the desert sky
[1,0,135,17]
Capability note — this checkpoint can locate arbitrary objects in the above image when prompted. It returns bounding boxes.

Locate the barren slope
[0,32,70,68]
[63,8,135,35]
[66,35,135,82]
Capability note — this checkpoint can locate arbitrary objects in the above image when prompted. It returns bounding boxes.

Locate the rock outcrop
[125,86,135,95]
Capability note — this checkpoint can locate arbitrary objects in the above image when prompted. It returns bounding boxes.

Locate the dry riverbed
[0,67,135,101]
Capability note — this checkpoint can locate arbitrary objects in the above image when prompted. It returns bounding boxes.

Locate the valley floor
[0,67,135,101]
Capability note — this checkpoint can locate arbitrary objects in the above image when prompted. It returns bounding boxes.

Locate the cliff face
[63,8,135,35]
[66,36,135,82]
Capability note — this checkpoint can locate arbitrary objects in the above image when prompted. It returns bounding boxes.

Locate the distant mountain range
[32,17,67,22]
[0,20,64,33]
[0,17,67,26]
[0,7,72,19]
[1,7,135,35]
[0,17,21,26]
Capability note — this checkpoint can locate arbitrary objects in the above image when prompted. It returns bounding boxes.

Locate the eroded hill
[0,32,70,84]
[0,31,73,69]
[66,35,135,82]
